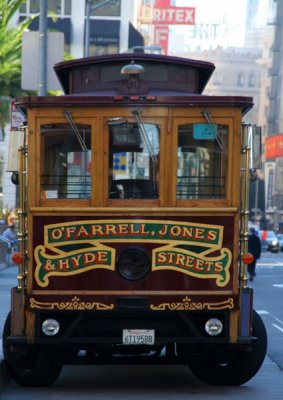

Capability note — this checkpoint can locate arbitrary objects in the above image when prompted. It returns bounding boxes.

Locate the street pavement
[1,260,283,397]
[0,261,17,390]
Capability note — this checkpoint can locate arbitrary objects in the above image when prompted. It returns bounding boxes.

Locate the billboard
[265,134,283,160]
[139,1,195,55]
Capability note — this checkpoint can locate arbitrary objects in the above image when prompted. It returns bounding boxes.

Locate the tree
[0,0,35,139]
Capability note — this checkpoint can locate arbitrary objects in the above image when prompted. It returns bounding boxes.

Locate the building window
[237,72,244,87]
[212,72,222,86]
[19,0,40,14]
[86,0,121,17]
[30,0,39,13]
[19,2,27,13]
[47,0,71,16]
[20,0,71,16]
[248,73,255,87]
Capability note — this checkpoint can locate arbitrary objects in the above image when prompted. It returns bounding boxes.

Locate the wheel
[185,310,267,386]
[2,312,63,387]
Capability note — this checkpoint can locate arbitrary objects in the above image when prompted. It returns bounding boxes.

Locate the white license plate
[122,329,155,345]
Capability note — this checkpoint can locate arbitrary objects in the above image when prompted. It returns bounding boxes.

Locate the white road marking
[257,310,283,326]
[272,323,283,333]
[273,284,283,288]
[257,263,283,267]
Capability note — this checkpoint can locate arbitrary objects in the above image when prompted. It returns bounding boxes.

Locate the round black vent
[117,248,150,281]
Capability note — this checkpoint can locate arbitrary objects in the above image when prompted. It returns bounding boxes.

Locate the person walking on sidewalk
[2,224,18,252]
[248,227,261,281]
[261,229,268,252]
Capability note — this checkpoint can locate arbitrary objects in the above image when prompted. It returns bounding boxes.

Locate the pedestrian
[261,229,268,252]
[2,224,18,252]
[248,227,261,281]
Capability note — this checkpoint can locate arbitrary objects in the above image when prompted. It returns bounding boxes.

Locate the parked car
[259,230,280,253]
[277,233,283,252]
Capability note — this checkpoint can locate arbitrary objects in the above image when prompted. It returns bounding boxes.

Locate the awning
[89,20,120,45]
[128,22,144,49]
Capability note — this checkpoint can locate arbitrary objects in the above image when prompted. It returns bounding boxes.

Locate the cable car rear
[3,53,267,387]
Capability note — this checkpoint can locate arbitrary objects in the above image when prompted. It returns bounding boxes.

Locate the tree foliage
[0,0,35,134]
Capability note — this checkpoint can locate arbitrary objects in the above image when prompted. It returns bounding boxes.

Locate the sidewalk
[0,263,17,391]
[0,262,9,272]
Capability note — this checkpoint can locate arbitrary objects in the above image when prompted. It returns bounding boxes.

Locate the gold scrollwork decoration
[30,296,114,311]
[150,296,234,311]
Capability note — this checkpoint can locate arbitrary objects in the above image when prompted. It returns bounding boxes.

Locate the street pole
[85,0,91,57]
[254,178,259,224]
[38,0,47,95]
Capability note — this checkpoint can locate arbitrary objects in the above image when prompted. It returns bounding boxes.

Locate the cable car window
[40,122,91,199]
[108,117,159,200]
[177,123,228,199]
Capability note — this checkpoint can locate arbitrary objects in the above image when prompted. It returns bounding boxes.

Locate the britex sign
[152,7,195,25]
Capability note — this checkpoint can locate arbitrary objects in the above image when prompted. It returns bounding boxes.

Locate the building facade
[2,0,145,212]
[2,0,283,229]
[18,0,144,57]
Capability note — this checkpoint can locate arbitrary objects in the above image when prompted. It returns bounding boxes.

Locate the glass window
[248,72,255,87]
[212,72,222,86]
[47,0,71,16]
[20,0,71,16]
[87,0,121,17]
[40,122,91,199]
[237,72,244,87]
[20,2,27,13]
[108,119,159,199]
[177,123,228,199]
[64,0,71,15]
[89,43,119,56]
[48,0,62,14]
[30,0,39,13]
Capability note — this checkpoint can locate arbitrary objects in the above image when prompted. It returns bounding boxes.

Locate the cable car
[3,53,266,387]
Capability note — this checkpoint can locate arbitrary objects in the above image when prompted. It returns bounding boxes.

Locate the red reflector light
[113,96,123,101]
[146,96,156,101]
[12,252,25,264]
[242,253,254,265]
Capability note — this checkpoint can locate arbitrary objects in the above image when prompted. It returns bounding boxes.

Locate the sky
[176,0,247,23]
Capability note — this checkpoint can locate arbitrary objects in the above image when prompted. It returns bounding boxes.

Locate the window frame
[171,117,235,208]
[35,115,95,207]
[104,116,166,207]
[29,108,238,209]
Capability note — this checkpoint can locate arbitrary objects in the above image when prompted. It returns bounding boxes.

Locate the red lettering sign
[10,99,25,131]
[265,134,283,160]
[154,26,169,55]
[152,7,195,25]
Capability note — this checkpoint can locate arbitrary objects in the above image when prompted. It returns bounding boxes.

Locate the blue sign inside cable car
[193,124,217,140]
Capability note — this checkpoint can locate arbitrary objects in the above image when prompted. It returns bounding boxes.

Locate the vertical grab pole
[17,125,28,331]
[239,124,251,289]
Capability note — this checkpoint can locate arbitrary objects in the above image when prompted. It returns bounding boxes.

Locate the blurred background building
[1,0,283,231]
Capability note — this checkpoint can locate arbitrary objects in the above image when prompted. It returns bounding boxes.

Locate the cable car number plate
[122,329,155,345]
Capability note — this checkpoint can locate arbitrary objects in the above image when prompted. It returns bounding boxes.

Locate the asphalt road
[1,253,283,399]
[251,252,283,371]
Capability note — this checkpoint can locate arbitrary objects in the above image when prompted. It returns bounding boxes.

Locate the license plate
[122,329,155,345]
